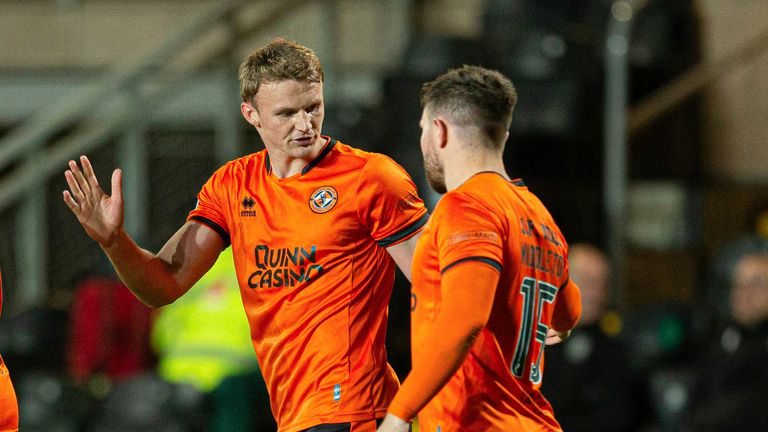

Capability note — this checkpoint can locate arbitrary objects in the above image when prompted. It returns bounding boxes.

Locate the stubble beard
[424,150,447,194]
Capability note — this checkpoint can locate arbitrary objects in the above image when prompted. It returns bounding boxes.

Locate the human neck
[266,136,325,178]
[444,144,508,192]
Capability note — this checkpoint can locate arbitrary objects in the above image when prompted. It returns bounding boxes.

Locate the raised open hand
[63,155,124,247]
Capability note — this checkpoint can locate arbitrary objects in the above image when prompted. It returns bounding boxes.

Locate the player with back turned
[378,66,582,432]
[63,38,428,432]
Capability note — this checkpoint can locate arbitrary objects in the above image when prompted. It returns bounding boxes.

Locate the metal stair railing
[629,26,768,134]
[602,0,768,311]
[0,0,313,309]
[0,0,243,177]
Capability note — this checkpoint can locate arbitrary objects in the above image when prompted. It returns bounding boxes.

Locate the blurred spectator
[706,231,768,325]
[689,250,768,431]
[152,248,274,432]
[541,243,635,432]
[67,275,154,392]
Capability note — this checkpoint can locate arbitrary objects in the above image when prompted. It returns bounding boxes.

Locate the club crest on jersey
[309,186,338,214]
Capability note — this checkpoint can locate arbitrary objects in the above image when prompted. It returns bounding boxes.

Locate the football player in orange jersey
[0,270,20,432]
[64,38,428,432]
[378,66,582,432]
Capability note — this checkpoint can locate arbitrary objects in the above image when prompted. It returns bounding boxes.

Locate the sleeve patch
[397,191,422,212]
[447,231,500,246]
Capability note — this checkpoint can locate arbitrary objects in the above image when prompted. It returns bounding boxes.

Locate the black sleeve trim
[441,256,502,274]
[376,212,430,248]
[190,216,231,246]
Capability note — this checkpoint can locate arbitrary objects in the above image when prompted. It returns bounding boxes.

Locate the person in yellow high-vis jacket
[152,248,272,431]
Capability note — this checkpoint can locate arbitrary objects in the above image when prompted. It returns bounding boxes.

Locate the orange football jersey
[411,173,580,432]
[0,270,20,432]
[188,137,428,432]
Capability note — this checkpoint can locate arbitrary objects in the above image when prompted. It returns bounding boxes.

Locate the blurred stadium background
[1,0,768,431]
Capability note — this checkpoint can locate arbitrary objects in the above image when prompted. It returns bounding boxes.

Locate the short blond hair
[238,38,324,103]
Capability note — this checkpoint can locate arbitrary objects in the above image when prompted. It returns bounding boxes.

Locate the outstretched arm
[379,261,499,430]
[63,155,224,307]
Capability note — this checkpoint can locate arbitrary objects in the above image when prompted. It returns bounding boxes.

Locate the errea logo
[309,186,338,214]
[241,196,256,217]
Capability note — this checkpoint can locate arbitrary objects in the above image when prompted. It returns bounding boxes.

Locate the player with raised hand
[378,66,582,432]
[64,38,429,432]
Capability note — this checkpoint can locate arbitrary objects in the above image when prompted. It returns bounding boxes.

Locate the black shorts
[302,418,390,432]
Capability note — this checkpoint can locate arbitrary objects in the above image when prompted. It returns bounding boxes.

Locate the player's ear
[434,117,449,149]
[241,101,261,128]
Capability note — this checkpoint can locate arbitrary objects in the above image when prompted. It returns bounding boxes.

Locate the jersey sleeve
[552,278,582,331]
[356,155,429,247]
[435,191,505,273]
[187,167,232,246]
[388,260,500,422]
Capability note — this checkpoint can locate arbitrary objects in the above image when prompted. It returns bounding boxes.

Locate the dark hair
[420,65,517,147]
[238,38,324,103]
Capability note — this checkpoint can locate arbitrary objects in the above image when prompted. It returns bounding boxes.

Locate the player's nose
[294,111,312,132]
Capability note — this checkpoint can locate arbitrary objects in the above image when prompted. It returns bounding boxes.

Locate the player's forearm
[100,228,184,307]
[552,279,582,331]
[388,262,499,421]
[388,321,481,421]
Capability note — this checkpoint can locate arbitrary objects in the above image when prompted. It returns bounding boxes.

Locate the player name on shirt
[519,217,566,278]
[248,244,324,289]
